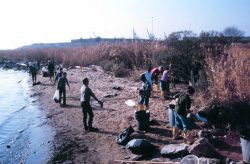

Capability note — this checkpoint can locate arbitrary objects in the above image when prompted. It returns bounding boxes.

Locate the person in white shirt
[80,78,103,132]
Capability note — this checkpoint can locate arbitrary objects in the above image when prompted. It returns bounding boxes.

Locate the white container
[240,135,250,164]
[168,106,175,127]
[180,155,199,164]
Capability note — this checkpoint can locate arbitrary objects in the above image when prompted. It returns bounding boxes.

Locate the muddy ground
[31,67,242,164]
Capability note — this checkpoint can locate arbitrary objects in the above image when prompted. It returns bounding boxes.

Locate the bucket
[180,155,199,164]
[240,135,250,163]
[135,110,150,131]
[168,106,175,127]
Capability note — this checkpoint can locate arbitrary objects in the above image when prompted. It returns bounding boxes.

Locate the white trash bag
[125,99,136,107]
[53,89,60,103]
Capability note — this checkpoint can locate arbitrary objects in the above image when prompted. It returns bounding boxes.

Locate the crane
[146,28,155,40]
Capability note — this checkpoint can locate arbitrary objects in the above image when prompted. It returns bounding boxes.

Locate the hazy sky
[0,0,249,49]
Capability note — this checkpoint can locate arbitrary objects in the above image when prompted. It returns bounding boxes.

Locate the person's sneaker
[88,127,99,132]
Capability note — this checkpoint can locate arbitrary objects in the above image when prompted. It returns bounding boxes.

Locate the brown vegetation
[205,43,250,103]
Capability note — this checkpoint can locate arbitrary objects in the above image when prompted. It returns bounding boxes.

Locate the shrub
[113,67,130,77]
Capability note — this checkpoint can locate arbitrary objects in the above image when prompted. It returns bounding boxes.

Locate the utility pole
[152,17,154,37]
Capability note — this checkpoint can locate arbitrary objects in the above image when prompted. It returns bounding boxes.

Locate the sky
[0,0,249,49]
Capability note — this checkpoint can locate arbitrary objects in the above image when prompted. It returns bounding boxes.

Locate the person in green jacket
[172,86,195,140]
[57,72,70,106]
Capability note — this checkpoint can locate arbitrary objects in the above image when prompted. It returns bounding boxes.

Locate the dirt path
[32,67,242,164]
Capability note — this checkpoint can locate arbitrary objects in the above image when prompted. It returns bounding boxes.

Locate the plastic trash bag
[116,126,134,145]
[53,89,60,103]
[126,139,155,155]
[125,99,136,107]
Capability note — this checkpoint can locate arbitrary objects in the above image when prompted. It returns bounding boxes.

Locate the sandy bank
[31,67,242,163]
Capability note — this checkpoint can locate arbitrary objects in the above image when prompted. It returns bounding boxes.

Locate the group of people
[29,60,198,136]
[29,59,103,132]
[138,65,171,112]
[137,65,197,141]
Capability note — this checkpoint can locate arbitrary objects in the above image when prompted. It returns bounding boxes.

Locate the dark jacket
[175,92,191,116]
[57,77,69,89]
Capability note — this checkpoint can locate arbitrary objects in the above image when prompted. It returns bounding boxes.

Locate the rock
[160,143,189,158]
[188,138,223,159]
[185,130,199,144]
[126,139,156,155]
[112,86,122,91]
[199,157,220,164]
[198,130,213,139]
[6,145,10,148]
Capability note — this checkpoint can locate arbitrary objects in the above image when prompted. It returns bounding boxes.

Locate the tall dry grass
[0,41,169,76]
[205,43,250,103]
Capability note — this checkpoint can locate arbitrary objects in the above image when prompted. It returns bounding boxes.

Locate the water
[0,69,54,164]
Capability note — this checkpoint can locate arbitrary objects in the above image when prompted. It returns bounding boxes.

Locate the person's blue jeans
[195,113,209,124]
[175,113,194,131]
[139,96,149,106]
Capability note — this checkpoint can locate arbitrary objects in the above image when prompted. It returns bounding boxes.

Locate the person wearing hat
[80,77,103,132]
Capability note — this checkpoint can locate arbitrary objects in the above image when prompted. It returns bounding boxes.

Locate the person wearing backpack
[57,72,70,107]
[172,86,195,140]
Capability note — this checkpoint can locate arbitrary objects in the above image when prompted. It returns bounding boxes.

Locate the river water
[0,69,54,164]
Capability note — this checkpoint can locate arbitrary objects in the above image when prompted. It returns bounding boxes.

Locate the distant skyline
[0,0,249,49]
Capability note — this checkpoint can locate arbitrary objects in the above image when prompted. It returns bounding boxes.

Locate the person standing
[57,72,70,106]
[54,67,63,85]
[80,78,103,131]
[29,62,38,85]
[48,60,55,82]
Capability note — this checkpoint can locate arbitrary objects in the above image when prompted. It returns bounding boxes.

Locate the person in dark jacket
[57,72,70,106]
[29,63,38,85]
[48,60,55,82]
[172,86,195,140]
[80,77,103,131]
